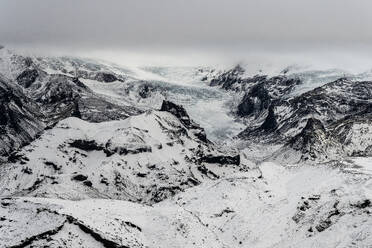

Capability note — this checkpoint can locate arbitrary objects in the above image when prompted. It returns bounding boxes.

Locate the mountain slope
[209,66,372,164]
[0,102,241,204]
[0,74,45,160]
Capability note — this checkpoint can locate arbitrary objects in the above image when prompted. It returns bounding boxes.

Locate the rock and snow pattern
[0,48,371,247]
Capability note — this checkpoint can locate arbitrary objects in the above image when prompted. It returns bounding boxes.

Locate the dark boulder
[69,140,104,152]
[83,180,93,187]
[16,69,39,88]
[197,165,219,179]
[199,154,240,165]
[71,174,88,181]
[94,72,118,83]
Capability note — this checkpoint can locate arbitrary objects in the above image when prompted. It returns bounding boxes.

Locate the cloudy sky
[1,0,372,67]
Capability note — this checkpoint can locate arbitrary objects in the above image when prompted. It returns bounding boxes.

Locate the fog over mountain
[2,0,372,68]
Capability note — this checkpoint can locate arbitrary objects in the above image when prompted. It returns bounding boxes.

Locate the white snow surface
[2,162,372,247]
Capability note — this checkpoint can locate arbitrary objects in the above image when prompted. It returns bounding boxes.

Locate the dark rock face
[160,100,209,143]
[197,165,219,179]
[69,138,152,157]
[260,105,277,131]
[210,65,371,162]
[151,186,182,203]
[160,100,191,127]
[104,143,152,157]
[138,84,153,98]
[31,74,140,124]
[198,154,240,165]
[71,174,88,181]
[210,64,301,95]
[94,72,118,83]
[352,199,371,209]
[239,78,371,161]
[210,64,245,90]
[276,117,344,162]
[69,140,104,152]
[36,75,80,105]
[289,118,327,151]
[16,69,39,88]
[0,66,141,159]
[0,76,44,157]
[238,84,271,117]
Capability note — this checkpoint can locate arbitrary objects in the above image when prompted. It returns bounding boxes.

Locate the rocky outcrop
[235,77,372,163]
[237,83,271,117]
[94,72,119,83]
[160,100,192,127]
[0,53,141,160]
[260,105,278,131]
[160,100,208,143]
[198,154,240,165]
[0,75,45,158]
[29,74,140,124]
[69,140,104,152]
[16,69,39,88]
[273,118,344,163]
[210,64,245,90]
[0,109,242,204]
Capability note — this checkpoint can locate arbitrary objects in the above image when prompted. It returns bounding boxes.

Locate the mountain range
[0,48,371,248]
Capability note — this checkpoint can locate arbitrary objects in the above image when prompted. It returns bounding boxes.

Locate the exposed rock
[237,83,271,117]
[160,100,209,143]
[197,165,219,179]
[289,118,327,150]
[16,69,39,88]
[69,139,104,152]
[44,161,60,171]
[160,100,192,127]
[315,219,332,232]
[260,105,277,131]
[278,118,343,162]
[199,154,240,165]
[210,64,245,90]
[151,186,182,203]
[0,76,45,157]
[352,199,371,209]
[83,180,93,187]
[138,84,153,98]
[71,174,88,181]
[94,72,118,83]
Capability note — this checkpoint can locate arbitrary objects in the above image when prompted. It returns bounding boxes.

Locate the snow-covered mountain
[209,65,372,164]
[0,48,371,247]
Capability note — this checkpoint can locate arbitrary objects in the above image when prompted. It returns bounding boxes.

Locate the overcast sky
[1,0,372,67]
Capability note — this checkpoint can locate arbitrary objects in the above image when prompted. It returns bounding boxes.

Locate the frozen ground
[2,162,371,248]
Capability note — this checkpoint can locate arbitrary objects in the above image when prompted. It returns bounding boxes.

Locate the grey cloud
[1,0,372,50]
